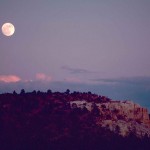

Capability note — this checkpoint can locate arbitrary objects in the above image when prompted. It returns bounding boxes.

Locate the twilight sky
[0,0,150,108]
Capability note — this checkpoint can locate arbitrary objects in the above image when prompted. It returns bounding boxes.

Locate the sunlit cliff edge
[70,99,150,138]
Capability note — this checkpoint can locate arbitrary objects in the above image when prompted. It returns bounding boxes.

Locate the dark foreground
[0,90,150,150]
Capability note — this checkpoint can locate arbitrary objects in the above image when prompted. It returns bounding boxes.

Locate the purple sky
[0,0,150,109]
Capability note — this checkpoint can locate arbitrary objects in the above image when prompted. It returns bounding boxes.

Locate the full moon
[1,23,15,36]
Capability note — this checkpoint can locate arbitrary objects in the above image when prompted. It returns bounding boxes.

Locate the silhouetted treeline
[0,89,150,150]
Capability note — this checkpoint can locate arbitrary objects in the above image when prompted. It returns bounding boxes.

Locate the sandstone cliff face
[98,101,149,124]
[70,100,150,137]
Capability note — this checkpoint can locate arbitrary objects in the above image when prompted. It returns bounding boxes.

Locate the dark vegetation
[0,89,150,150]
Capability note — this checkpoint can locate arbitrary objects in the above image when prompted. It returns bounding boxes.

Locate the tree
[65,89,70,94]
[72,103,77,109]
[88,91,91,95]
[20,89,25,95]
[31,90,36,95]
[47,89,52,94]
[13,90,17,95]
[91,103,100,116]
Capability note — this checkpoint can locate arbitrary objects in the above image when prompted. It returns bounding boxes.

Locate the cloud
[64,77,81,83]
[36,73,52,82]
[0,75,21,83]
[93,76,150,86]
[61,66,97,74]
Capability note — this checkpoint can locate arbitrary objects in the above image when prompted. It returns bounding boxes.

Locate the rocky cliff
[70,100,150,137]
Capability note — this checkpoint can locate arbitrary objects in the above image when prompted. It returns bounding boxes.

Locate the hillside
[70,100,150,137]
[0,89,150,150]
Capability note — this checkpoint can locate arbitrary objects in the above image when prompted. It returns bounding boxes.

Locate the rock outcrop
[70,100,150,138]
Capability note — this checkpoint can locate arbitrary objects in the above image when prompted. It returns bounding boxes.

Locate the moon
[1,23,15,36]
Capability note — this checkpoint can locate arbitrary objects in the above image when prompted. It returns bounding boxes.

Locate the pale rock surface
[70,100,150,138]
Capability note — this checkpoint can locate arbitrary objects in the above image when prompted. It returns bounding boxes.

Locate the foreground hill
[0,89,150,150]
